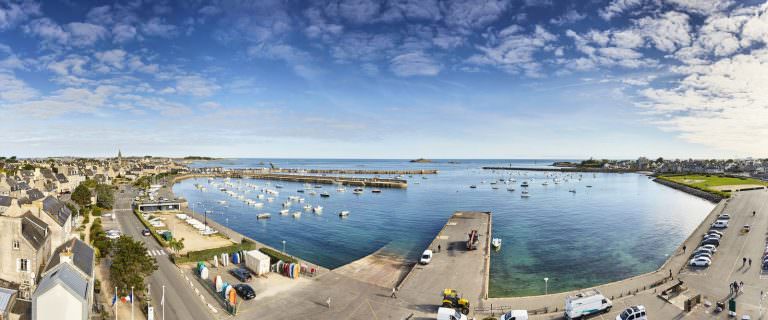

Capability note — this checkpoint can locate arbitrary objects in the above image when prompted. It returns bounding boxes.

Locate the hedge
[132,209,169,247]
[259,247,298,264]
[171,238,257,264]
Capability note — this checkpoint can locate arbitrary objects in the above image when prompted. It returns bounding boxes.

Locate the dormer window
[12,240,20,250]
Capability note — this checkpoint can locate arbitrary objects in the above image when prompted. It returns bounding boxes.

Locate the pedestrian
[740,281,744,290]
[438,244,441,253]
[683,245,686,253]
[669,269,672,278]
[730,283,734,294]
[754,211,756,217]
[749,258,752,266]
[744,257,747,266]
[391,287,397,299]
[326,297,331,308]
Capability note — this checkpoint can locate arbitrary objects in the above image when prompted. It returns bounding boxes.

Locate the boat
[339,210,350,217]
[371,189,382,193]
[586,185,593,188]
[257,213,271,219]
[267,197,274,202]
[521,190,530,198]
[470,185,477,189]
[521,181,529,187]
[507,188,515,192]
[303,204,312,211]
[492,186,499,190]
[320,192,330,197]
[313,206,323,213]
[297,189,305,193]
[569,189,576,193]
[279,209,289,215]
[292,212,301,218]
[308,191,317,196]
[336,187,346,192]
[352,188,364,194]
[314,185,322,188]
[275,185,283,189]
[542,182,548,186]
[253,202,264,208]
[282,201,291,207]
[491,238,502,249]
[217,200,227,205]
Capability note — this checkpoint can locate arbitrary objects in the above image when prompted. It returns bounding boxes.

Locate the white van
[564,289,612,319]
[437,307,467,320]
[499,310,528,320]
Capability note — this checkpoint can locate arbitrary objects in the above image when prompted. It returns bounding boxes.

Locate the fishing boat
[371,189,382,193]
[339,210,350,217]
[257,213,271,219]
[491,238,502,249]
[320,192,330,197]
[279,209,289,215]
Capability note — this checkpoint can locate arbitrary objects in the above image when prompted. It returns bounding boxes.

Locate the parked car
[718,214,731,220]
[707,230,724,237]
[693,252,713,260]
[701,238,720,246]
[694,248,715,256]
[689,257,712,267]
[698,244,717,252]
[499,310,529,320]
[141,229,151,236]
[233,284,256,300]
[105,230,121,240]
[230,268,252,282]
[438,307,468,320]
[616,305,647,320]
[712,220,729,228]
[704,233,722,240]
[420,249,433,265]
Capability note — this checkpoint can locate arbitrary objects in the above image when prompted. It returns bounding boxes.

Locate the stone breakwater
[652,178,724,203]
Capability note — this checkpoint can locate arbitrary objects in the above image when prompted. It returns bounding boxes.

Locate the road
[113,186,214,320]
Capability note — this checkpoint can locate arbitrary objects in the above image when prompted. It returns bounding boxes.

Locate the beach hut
[228,287,237,305]
[223,284,233,299]
[213,255,219,268]
[232,252,240,264]
[200,266,209,280]
[214,275,223,292]
[244,250,270,276]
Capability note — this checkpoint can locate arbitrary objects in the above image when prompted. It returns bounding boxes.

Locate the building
[31,239,95,320]
[0,212,51,299]
[38,196,73,249]
[0,287,18,320]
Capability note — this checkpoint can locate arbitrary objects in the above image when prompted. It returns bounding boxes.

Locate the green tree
[89,218,111,256]
[71,184,92,207]
[110,236,158,293]
[169,237,185,253]
[95,184,114,209]
[21,163,34,170]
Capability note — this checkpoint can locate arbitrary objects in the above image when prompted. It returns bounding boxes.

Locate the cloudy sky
[1,0,767,159]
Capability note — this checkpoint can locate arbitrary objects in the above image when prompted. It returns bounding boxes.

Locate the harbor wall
[652,178,724,203]
[270,168,438,175]
[482,166,637,173]
[173,172,408,188]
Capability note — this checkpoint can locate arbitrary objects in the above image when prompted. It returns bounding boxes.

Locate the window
[19,259,29,272]
[12,240,20,250]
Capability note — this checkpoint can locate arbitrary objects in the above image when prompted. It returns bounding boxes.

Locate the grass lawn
[658,174,768,195]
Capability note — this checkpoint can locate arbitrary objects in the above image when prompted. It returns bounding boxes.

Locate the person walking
[682,245,686,253]
[730,282,734,294]
[749,258,752,267]
[326,297,331,308]
[391,287,397,299]
[438,244,441,253]
[744,257,747,267]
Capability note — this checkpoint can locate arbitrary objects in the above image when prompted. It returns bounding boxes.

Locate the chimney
[59,246,73,265]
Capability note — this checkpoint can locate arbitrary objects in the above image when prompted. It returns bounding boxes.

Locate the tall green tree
[169,238,185,253]
[71,184,92,207]
[95,184,114,209]
[110,236,158,293]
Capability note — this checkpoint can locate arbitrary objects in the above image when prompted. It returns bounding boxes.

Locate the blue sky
[1,0,767,159]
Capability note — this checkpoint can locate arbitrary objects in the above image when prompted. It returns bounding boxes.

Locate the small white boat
[491,238,502,249]
[308,191,317,196]
[336,187,346,192]
[292,212,301,218]
[339,210,350,217]
[279,209,289,215]
[267,197,275,202]
[313,206,323,213]
[257,213,271,219]
[282,201,291,208]
[303,204,312,211]
[217,200,227,205]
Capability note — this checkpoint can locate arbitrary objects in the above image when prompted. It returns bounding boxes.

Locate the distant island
[410,158,432,163]
[552,161,577,167]
[183,156,217,160]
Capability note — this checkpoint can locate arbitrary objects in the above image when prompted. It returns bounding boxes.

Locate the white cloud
[550,9,586,25]
[635,11,692,52]
[378,0,442,22]
[390,51,441,76]
[47,55,89,76]
[112,24,137,43]
[599,0,643,20]
[330,32,397,62]
[175,75,220,97]
[665,0,733,15]
[23,18,68,44]
[0,73,38,101]
[0,0,39,30]
[95,49,127,69]
[86,5,113,25]
[141,17,177,38]
[443,0,510,29]
[468,25,556,77]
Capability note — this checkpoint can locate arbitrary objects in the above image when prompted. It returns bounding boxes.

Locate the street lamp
[282,240,286,254]
[544,277,549,295]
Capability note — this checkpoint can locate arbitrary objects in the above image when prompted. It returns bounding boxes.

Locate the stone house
[0,211,51,299]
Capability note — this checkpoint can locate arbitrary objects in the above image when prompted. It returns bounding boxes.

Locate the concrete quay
[269,168,439,175]
[482,166,636,173]
[174,172,409,188]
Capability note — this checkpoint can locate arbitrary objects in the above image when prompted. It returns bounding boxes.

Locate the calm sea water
[174,159,714,296]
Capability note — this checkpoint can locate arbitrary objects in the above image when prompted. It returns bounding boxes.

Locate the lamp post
[544,277,549,295]
[282,240,286,253]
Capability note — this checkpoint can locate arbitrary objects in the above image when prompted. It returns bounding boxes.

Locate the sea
[172,159,714,297]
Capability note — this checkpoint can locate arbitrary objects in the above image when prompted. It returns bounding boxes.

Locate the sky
[1,0,768,159]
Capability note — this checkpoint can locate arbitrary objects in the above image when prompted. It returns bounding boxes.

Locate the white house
[32,238,95,320]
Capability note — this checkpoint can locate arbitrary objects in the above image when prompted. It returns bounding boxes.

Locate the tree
[89,218,110,256]
[95,184,114,209]
[20,163,34,170]
[169,238,185,253]
[110,236,158,294]
[71,184,92,207]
